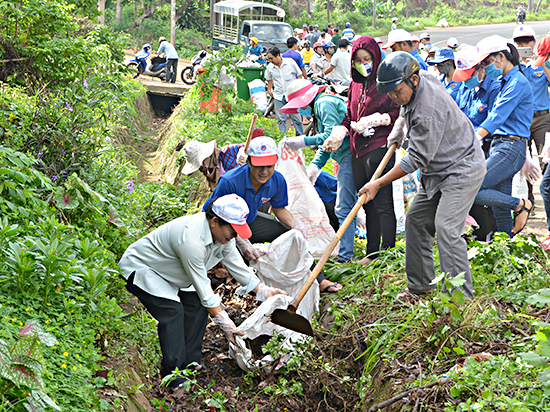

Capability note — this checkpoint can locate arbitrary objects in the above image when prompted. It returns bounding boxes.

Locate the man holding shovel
[203,136,343,294]
[358,52,486,300]
[119,195,286,388]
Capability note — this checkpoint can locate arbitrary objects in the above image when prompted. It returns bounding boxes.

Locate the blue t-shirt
[411,49,428,71]
[248,44,266,64]
[521,62,550,111]
[282,49,305,68]
[438,74,460,101]
[454,76,500,130]
[203,164,289,224]
[479,65,534,138]
[314,171,337,203]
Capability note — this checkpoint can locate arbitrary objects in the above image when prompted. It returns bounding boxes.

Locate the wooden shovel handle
[243,114,258,154]
[291,143,398,307]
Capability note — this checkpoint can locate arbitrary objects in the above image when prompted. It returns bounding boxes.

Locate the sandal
[320,282,341,294]
[395,288,432,304]
[512,199,533,234]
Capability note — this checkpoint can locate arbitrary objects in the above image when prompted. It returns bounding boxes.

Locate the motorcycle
[127,45,167,81]
[517,8,526,24]
[181,50,209,85]
[303,75,348,136]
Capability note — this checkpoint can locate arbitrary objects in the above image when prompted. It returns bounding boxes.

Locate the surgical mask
[437,63,451,75]
[298,106,312,117]
[463,75,481,89]
[484,62,503,78]
[354,62,372,77]
[326,48,335,56]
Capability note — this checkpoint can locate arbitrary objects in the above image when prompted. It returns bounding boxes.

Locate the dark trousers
[352,146,396,258]
[527,113,550,203]
[248,211,327,283]
[166,58,178,83]
[125,273,208,386]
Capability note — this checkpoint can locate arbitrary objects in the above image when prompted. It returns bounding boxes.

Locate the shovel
[271,143,398,336]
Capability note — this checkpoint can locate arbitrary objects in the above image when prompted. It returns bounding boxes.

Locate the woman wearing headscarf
[473,35,534,236]
[324,36,400,263]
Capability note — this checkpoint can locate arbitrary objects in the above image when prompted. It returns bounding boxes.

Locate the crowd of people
[118,21,550,389]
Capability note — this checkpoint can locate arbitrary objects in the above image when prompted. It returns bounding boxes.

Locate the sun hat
[247,136,278,167]
[427,47,455,66]
[420,32,430,40]
[181,140,216,175]
[452,45,482,82]
[513,25,536,39]
[446,37,458,48]
[476,35,510,65]
[382,29,412,49]
[212,195,252,239]
[533,34,550,68]
[279,79,327,115]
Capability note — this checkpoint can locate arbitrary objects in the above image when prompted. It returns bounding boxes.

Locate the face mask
[298,106,312,117]
[326,48,335,56]
[463,75,481,89]
[484,62,503,78]
[437,63,451,75]
[354,62,372,77]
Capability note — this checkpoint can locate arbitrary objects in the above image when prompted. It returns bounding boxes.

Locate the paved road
[379,20,550,48]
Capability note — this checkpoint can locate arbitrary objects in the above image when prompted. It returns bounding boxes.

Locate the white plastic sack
[230,230,318,372]
[275,142,339,258]
[248,79,268,113]
[393,148,406,235]
[512,171,528,199]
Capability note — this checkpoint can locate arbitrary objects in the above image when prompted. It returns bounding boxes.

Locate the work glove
[255,283,287,302]
[541,132,550,164]
[387,116,406,149]
[282,135,307,151]
[351,112,391,133]
[237,146,247,166]
[235,238,267,261]
[212,310,243,345]
[322,125,348,152]
[306,163,322,184]
[291,218,308,240]
[520,151,542,184]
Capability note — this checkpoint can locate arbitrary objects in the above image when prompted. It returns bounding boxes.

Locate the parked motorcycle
[127,45,167,81]
[181,50,209,85]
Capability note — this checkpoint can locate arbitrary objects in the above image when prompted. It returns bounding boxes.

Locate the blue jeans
[274,97,304,135]
[541,164,550,233]
[474,137,526,236]
[335,155,358,261]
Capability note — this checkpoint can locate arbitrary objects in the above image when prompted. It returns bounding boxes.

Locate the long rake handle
[243,114,258,153]
[291,143,398,307]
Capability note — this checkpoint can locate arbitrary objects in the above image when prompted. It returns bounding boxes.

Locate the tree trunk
[116,0,122,24]
[528,0,535,11]
[372,0,376,27]
[327,0,330,24]
[98,0,106,24]
[307,0,312,18]
[126,0,161,31]
[536,0,543,12]
[175,0,195,20]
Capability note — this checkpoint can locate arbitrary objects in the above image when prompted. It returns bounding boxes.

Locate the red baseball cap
[533,34,550,68]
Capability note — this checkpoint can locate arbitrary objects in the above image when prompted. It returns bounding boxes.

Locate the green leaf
[451,288,465,305]
[518,352,548,367]
[448,273,466,288]
[537,369,550,384]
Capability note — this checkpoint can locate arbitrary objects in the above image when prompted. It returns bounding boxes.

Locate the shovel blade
[271,306,314,336]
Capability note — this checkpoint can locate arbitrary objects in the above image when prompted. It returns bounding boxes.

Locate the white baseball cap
[453,45,482,82]
[476,35,510,60]
[420,32,430,40]
[513,25,536,39]
[374,37,383,44]
[447,37,459,48]
[247,136,278,166]
[212,194,252,238]
[382,29,412,49]
[411,35,420,42]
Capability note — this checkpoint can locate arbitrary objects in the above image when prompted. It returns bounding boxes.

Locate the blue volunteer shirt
[411,48,428,71]
[203,164,289,224]
[282,49,305,68]
[478,65,534,138]
[314,171,337,203]
[521,62,550,111]
[248,44,266,64]
[454,76,500,130]
[438,73,460,101]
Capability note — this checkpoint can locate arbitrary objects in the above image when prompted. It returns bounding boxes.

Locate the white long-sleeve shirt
[118,213,259,307]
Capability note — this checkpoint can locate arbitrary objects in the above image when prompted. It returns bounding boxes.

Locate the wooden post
[372,0,376,27]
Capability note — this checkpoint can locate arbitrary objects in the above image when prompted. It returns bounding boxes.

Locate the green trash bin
[236,66,265,100]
